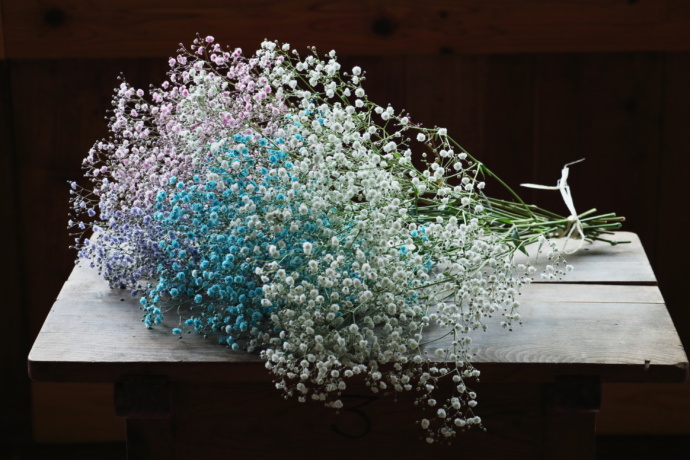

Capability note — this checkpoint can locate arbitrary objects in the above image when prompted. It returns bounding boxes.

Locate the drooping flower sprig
[68,36,624,443]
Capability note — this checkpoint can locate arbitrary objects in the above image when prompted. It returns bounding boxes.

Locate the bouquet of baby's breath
[68,36,623,443]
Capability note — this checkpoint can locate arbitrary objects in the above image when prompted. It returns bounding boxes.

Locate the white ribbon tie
[521,159,585,254]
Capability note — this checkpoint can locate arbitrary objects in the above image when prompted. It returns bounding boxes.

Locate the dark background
[2,1,690,458]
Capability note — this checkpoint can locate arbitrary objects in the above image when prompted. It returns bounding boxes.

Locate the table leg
[125,418,175,460]
[115,376,175,459]
[546,375,601,460]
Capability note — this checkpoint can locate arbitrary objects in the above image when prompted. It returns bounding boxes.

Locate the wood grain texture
[514,231,657,284]
[454,300,686,382]
[28,232,688,386]
[3,0,690,59]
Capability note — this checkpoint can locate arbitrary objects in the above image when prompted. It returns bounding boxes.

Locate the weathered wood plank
[519,283,663,304]
[28,232,687,385]
[461,301,684,370]
[3,0,690,59]
[514,231,657,284]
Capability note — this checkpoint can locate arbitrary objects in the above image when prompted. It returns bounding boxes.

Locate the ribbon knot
[521,159,585,254]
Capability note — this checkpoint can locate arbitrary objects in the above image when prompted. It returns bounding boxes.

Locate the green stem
[446,137,536,219]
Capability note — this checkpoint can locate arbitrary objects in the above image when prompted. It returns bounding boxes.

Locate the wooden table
[29,232,688,459]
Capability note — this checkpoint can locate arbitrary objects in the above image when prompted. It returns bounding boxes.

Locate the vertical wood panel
[404,55,488,159]
[532,54,585,214]
[481,55,536,200]
[11,58,166,444]
[531,52,690,435]
[12,60,104,338]
[344,55,407,118]
[575,54,663,255]
[11,59,168,338]
[658,52,690,348]
[0,60,30,445]
[404,54,539,199]
[533,53,665,237]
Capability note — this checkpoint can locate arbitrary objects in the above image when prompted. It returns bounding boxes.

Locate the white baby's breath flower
[74,35,622,448]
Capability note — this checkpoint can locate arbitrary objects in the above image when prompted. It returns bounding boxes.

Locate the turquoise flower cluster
[141,131,331,348]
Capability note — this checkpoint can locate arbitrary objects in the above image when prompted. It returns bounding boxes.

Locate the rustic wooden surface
[28,232,684,459]
[3,0,690,58]
[514,232,656,284]
[28,232,688,386]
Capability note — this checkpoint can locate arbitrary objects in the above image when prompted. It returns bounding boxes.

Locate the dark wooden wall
[3,0,690,447]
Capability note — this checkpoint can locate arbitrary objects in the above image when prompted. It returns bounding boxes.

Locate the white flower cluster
[241,41,554,441]
[71,37,577,443]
